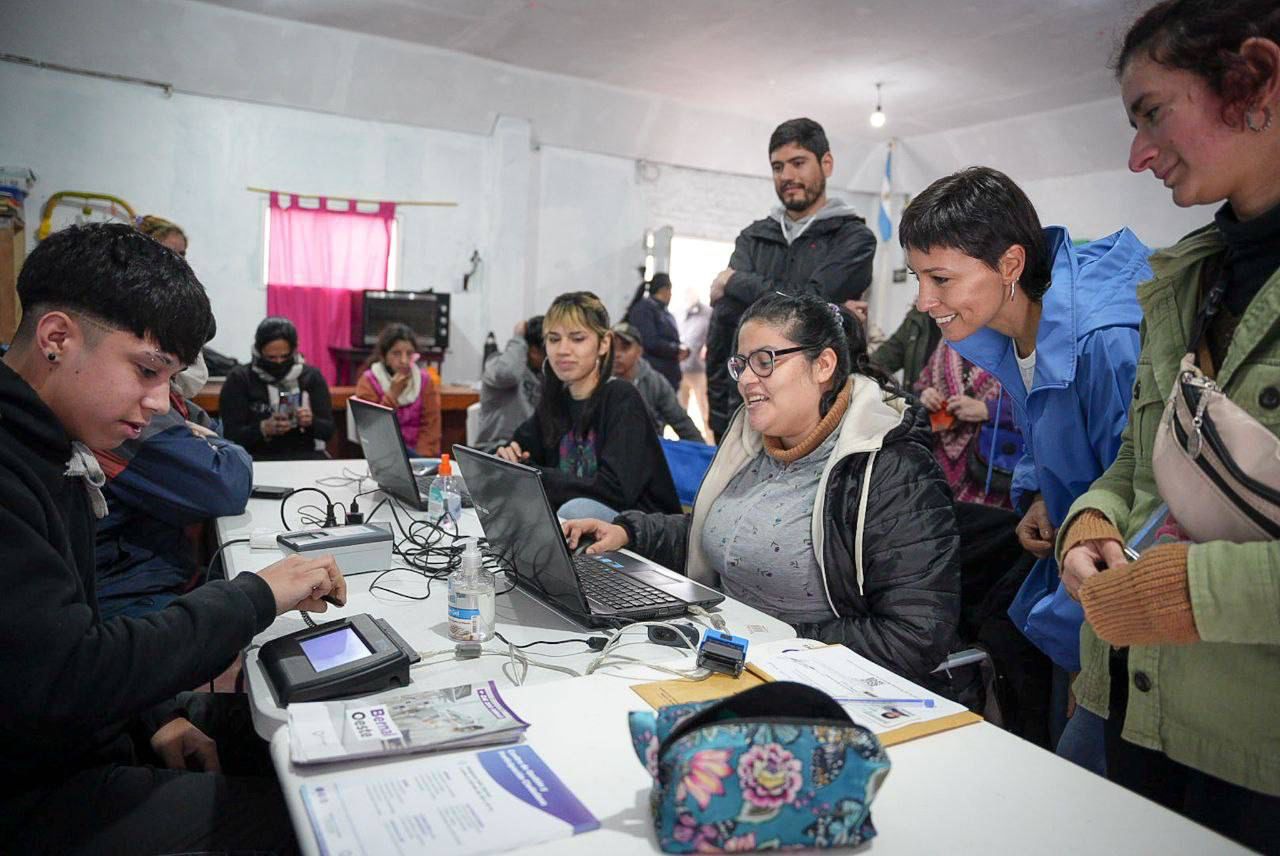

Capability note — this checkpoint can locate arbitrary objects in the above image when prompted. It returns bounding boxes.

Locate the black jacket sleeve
[616,510,691,571]
[538,383,665,511]
[511,412,544,462]
[725,219,877,305]
[0,500,277,743]
[303,368,334,442]
[796,441,961,689]
[217,368,264,452]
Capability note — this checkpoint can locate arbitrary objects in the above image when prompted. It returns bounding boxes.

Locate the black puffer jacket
[617,376,960,691]
[707,204,876,436]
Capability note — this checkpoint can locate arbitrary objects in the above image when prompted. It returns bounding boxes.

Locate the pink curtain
[266,193,396,384]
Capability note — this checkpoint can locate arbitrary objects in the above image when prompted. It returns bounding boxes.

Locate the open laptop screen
[350,398,421,508]
[452,445,590,620]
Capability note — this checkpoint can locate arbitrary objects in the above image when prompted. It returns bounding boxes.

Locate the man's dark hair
[15,222,212,364]
[524,315,544,350]
[898,167,1052,300]
[768,118,830,160]
[1115,0,1280,127]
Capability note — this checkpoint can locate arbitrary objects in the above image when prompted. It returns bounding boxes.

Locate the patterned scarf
[915,342,1001,462]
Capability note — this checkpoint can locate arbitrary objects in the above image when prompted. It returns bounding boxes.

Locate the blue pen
[835,698,935,708]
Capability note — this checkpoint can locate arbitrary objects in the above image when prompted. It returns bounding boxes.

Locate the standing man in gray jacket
[476,316,544,450]
[705,117,877,440]
[612,323,707,443]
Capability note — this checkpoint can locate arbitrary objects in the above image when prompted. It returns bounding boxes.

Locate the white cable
[584,620,703,676]
[688,605,727,632]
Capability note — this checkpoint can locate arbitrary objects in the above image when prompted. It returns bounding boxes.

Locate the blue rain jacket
[951,226,1151,669]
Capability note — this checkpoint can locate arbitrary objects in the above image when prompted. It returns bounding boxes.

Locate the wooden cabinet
[0,217,23,343]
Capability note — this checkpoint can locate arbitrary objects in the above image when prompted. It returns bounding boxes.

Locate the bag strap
[1186,255,1230,358]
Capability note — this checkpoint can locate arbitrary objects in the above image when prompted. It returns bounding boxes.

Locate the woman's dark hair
[536,291,615,449]
[1116,0,1280,126]
[898,166,1052,301]
[768,117,831,159]
[14,222,211,364]
[737,291,899,418]
[254,316,298,353]
[626,272,673,315]
[374,323,417,361]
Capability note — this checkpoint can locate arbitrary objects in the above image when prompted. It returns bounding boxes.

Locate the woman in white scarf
[354,323,442,457]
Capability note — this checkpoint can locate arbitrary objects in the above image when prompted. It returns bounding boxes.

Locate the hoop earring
[1245,106,1274,133]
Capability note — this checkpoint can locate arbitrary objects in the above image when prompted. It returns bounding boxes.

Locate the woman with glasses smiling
[563,291,961,691]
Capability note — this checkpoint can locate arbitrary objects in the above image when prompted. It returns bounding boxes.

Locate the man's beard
[778,178,824,213]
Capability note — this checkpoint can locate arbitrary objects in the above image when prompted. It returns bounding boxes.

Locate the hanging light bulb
[869,82,886,128]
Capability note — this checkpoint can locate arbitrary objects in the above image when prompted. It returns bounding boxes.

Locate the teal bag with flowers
[629,682,891,853]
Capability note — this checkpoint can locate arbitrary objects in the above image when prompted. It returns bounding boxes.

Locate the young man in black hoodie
[0,223,346,854]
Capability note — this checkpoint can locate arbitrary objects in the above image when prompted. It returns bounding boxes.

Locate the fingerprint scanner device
[697,630,749,677]
[276,523,393,575]
[260,613,420,705]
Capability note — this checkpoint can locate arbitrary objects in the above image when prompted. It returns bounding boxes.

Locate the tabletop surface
[218,460,797,739]
[220,461,1246,856]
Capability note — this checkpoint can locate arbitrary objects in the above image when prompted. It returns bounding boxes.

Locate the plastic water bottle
[449,538,496,641]
[427,453,462,529]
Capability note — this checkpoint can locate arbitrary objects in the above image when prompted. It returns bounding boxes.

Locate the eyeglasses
[727,346,811,381]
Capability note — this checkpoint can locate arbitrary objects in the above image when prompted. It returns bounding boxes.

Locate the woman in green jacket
[1056,1,1280,848]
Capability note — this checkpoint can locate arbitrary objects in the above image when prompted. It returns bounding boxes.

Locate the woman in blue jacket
[899,166,1152,770]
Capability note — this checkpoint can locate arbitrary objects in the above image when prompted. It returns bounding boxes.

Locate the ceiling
[192,0,1144,143]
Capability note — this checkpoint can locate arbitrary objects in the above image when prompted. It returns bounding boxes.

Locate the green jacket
[871,307,939,388]
[1058,223,1280,797]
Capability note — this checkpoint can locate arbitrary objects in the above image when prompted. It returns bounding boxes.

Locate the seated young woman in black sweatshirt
[498,291,680,518]
[0,223,346,854]
[219,316,335,461]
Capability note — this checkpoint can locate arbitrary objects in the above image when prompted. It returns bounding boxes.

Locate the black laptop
[349,398,437,511]
[452,444,724,627]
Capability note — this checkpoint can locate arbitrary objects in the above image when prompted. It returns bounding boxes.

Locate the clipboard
[632,642,980,748]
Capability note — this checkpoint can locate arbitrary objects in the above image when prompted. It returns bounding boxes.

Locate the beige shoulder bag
[1152,274,1280,543]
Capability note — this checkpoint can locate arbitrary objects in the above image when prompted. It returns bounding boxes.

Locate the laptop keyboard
[573,556,681,610]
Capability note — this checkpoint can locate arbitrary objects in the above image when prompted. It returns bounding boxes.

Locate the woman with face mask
[354,323,441,457]
[218,316,334,460]
[1054,1,1280,847]
[563,292,960,691]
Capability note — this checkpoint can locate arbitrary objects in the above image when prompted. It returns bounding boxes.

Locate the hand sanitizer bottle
[449,538,495,641]
[427,453,462,529]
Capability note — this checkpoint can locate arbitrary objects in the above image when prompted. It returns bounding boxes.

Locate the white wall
[3,0,834,178]
[0,61,789,380]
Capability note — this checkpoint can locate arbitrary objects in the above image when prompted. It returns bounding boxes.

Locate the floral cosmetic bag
[629,682,891,853]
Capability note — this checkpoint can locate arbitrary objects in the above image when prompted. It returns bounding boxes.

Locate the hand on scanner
[258,553,347,616]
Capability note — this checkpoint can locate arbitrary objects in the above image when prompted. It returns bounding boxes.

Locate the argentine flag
[878,142,894,241]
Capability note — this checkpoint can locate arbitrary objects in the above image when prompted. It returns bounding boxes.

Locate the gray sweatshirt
[476,337,540,448]
[625,359,706,443]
